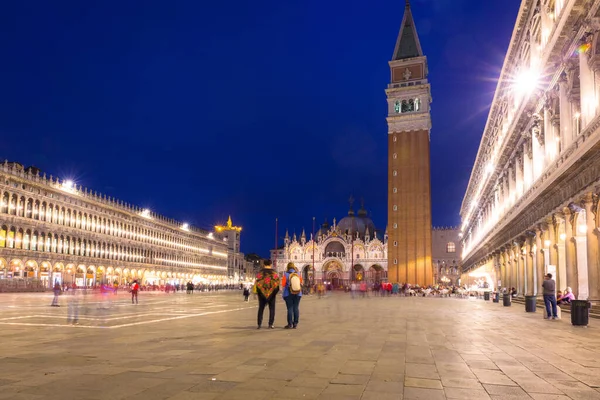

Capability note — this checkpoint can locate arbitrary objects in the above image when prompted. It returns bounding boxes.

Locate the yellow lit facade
[0,161,232,287]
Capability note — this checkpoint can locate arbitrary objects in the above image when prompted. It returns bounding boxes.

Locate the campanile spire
[393,0,423,60]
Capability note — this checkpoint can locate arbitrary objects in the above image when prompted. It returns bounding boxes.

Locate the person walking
[51,281,61,307]
[243,286,250,302]
[131,280,140,305]
[282,262,302,329]
[67,287,81,325]
[542,273,558,320]
[254,260,280,329]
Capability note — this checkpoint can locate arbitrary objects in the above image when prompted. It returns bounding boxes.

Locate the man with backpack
[282,262,303,329]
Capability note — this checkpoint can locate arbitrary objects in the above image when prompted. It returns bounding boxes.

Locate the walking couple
[254,261,302,329]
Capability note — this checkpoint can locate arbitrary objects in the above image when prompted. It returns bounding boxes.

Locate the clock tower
[386,0,433,286]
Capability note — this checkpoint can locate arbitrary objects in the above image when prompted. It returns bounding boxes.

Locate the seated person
[558,287,575,304]
[510,287,517,297]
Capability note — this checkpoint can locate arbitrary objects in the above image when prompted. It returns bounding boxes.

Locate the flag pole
[312,217,315,287]
[274,218,278,271]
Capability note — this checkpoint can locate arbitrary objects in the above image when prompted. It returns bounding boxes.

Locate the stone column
[574,232,589,300]
[516,242,525,296]
[558,72,574,148]
[554,214,567,291]
[523,139,533,190]
[543,106,555,162]
[579,47,595,129]
[583,194,599,301]
[501,248,508,289]
[506,249,513,290]
[564,208,578,296]
[526,238,534,296]
[536,228,545,296]
[510,250,516,291]
[507,165,516,206]
[532,120,545,181]
[547,217,558,272]
[515,151,524,197]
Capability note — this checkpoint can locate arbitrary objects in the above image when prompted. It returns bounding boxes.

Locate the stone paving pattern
[1,292,600,399]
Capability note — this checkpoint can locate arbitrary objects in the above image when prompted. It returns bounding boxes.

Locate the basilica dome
[337,205,376,239]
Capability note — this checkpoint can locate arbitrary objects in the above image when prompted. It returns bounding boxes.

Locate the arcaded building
[461,0,600,300]
[0,161,233,287]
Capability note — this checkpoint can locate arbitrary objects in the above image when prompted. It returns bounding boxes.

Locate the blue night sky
[1,0,520,257]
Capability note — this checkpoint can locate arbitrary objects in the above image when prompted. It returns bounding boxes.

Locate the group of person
[50,279,141,307]
[504,273,576,319]
[253,260,302,329]
[345,282,462,298]
[542,273,577,320]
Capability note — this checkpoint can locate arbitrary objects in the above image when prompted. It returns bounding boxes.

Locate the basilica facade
[271,204,460,288]
[271,206,388,288]
[461,0,600,300]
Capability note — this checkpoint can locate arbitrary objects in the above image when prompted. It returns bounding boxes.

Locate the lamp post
[350,215,356,287]
[274,218,278,271]
[312,217,315,288]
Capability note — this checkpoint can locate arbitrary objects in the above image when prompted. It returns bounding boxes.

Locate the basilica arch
[323,240,346,259]
[322,259,344,289]
[352,264,365,282]
[367,264,385,283]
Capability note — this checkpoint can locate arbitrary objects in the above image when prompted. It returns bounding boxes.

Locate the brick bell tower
[386,0,433,286]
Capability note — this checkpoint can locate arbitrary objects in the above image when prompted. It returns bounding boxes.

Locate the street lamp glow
[578,224,588,234]
[181,223,189,231]
[544,239,551,248]
[559,233,567,241]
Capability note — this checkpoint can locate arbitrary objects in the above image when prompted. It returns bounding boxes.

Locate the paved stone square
[0,291,600,399]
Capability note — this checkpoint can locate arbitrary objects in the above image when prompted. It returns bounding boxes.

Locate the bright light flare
[181,223,190,231]
[62,179,75,191]
[140,209,152,219]
[514,68,540,95]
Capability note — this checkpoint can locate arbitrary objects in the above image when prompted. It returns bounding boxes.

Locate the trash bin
[503,293,511,306]
[493,292,500,303]
[525,295,537,312]
[571,300,591,326]
[484,291,490,301]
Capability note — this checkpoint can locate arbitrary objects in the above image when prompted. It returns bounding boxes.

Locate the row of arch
[0,258,225,287]
[0,190,215,253]
[0,224,223,273]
